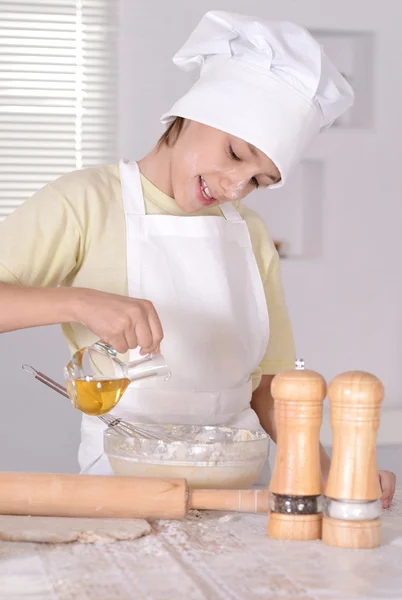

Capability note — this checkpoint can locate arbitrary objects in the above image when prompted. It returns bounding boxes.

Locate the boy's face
[169,121,281,213]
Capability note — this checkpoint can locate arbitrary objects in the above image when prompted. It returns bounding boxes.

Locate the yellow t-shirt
[0,164,295,390]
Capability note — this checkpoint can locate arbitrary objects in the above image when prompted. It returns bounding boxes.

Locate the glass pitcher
[64,340,171,416]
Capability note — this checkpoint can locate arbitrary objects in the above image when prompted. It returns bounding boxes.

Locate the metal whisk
[22,365,185,443]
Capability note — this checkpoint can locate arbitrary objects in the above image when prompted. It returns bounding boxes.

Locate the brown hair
[158,117,185,148]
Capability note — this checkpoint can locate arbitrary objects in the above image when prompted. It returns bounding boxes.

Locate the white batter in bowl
[104,425,270,489]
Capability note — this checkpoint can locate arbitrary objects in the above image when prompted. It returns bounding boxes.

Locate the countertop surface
[1,489,402,600]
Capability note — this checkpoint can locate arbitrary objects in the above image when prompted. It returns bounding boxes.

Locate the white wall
[0,327,80,472]
[1,0,401,474]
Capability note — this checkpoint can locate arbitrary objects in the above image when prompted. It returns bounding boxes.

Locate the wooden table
[1,489,401,599]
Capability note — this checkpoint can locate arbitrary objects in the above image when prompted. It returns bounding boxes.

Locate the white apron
[79,160,270,475]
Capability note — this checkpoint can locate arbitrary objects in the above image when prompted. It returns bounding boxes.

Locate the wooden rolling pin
[0,473,269,519]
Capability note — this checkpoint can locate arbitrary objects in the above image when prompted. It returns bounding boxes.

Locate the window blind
[0,0,117,219]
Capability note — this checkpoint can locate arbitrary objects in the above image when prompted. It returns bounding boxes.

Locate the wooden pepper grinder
[268,359,326,540]
[322,371,384,549]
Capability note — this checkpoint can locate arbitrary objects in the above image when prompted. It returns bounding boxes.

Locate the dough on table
[0,515,151,544]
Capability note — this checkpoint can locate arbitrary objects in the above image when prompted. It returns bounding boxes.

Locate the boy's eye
[228,145,240,161]
[228,144,259,188]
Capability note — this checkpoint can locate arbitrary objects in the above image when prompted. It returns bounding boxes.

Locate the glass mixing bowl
[104,424,270,489]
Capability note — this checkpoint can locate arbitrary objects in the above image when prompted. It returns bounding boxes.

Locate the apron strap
[220,202,243,221]
[119,159,146,216]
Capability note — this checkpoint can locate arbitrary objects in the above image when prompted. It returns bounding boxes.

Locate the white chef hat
[161,11,354,186]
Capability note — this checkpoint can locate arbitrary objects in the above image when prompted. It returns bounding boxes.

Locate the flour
[225,177,249,200]
[104,426,269,489]
[218,514,240,523]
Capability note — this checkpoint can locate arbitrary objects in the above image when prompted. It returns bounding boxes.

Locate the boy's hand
[379,470,396,508]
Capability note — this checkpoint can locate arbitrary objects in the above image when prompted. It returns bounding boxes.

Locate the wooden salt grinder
[322,371,384,549]
[268,360,326,540]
